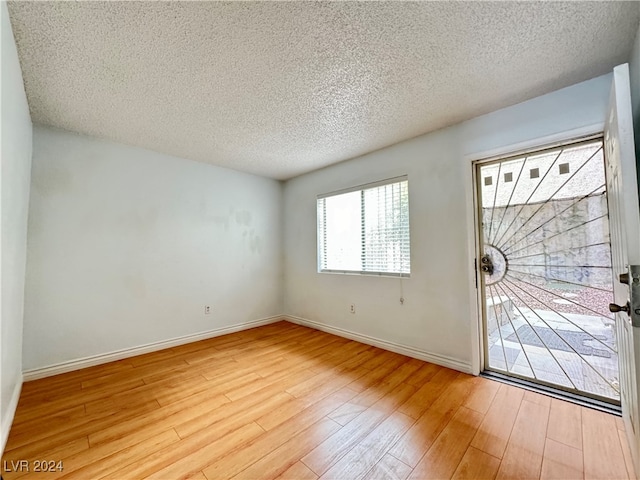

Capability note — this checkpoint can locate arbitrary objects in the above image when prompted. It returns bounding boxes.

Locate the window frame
[316,175,411,278]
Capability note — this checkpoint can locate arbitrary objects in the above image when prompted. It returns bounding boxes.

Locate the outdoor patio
[487,299,619,401]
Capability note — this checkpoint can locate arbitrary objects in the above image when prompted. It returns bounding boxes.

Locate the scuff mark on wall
[236,210,252,226]
[250,232,262,254]
[211,215,230,231]
[32,164,74,195]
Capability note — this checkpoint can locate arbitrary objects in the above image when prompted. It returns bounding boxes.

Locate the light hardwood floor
[1,321,635,480]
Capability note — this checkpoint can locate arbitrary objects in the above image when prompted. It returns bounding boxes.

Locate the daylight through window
[317,176,410,276]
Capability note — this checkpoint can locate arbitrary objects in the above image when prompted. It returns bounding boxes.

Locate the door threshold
[481,371,622,416]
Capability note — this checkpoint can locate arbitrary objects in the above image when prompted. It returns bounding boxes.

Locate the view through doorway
[476,137,619,404]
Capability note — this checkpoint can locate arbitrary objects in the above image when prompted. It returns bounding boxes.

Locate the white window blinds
[317,176,410,276]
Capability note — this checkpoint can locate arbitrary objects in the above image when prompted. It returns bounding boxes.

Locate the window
[317,176,410,276]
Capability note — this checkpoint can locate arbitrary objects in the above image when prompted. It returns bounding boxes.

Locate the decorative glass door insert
[477,138,619,403]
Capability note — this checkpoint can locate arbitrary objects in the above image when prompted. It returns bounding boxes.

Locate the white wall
[23,126,282,371]
[1,1,33,454]
[283,74,612,372]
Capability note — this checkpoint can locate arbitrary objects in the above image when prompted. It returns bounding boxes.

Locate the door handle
[610,302,631,315]
[617,266,640,327]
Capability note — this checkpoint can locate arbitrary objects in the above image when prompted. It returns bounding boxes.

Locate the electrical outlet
[350,304,356,314]
[204,305,211,315]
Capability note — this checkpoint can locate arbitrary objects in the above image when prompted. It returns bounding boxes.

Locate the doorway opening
[476,136,619,405]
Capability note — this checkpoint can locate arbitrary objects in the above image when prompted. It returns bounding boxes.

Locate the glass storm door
[477,137,620,404]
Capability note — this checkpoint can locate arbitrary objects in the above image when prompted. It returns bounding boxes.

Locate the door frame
[464,123,606,376]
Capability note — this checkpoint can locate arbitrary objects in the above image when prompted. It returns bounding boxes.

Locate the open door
[605,63,640,475]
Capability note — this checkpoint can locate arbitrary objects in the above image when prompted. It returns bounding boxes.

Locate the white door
[605,62,640,475]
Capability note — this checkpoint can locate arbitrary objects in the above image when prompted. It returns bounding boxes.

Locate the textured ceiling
[7,2,640,180]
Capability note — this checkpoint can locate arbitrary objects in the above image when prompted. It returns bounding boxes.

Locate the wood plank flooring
[1,321,635,480]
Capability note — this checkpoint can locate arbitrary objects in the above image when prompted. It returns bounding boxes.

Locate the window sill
[318,270,410,279]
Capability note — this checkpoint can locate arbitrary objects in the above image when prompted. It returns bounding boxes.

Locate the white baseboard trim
[23,315,284,381]
[284,315,473,374]
[22,314,472,380]
[1,376,23,457]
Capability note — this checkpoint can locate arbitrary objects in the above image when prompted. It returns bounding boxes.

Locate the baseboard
[284,315,473,374]
[23,315,283,381]
[22,314,472,380]
[1,376,23,457]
